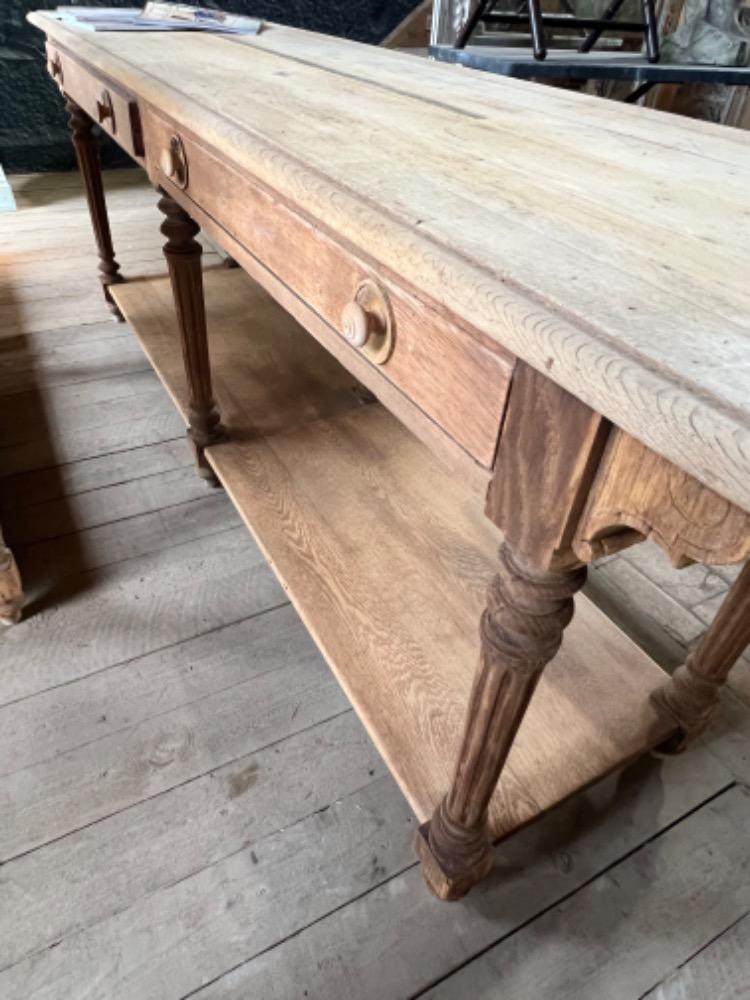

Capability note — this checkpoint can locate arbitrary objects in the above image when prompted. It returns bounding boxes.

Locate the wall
[1,0,416,171]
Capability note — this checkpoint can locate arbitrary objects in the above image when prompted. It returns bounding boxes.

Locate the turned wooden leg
[158,191,226,484]
[654,561,750,750]
[416,542,586,900]
[65,98,124,319]
[0,540,23,626]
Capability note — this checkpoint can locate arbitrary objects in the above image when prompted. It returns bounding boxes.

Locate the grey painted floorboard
[186,752,734,1000]
[421,787,750,1000]
[642,913,750,1000]
[0,438,190,511]
[0,528,285,706]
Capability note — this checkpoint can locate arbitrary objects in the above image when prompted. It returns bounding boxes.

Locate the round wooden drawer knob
[161,134,188,189]
[341,301,373,348]
[340,279,395,365]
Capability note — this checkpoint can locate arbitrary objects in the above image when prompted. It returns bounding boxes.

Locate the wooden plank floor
[1,169,749,1000]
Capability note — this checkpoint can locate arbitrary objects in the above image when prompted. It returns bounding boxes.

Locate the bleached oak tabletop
[29,13,750,511]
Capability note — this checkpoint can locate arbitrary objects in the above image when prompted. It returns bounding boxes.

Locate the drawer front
[46,43,143,159]
[143,109,512,467]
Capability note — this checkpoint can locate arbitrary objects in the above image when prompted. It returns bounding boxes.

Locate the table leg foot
[652,561,750,753]
[415,818,492,902]
[418,542,586,899]
[187,424,222,488]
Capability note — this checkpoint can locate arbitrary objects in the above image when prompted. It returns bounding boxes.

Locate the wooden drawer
[142,109,512,467]
[46,43,143,160]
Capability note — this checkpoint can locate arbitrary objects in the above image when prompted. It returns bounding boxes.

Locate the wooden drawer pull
[96,89,115,130]
[341,279,394,364]
[341,301,371,348]
[49,51,63,81]
[161,134,189,189]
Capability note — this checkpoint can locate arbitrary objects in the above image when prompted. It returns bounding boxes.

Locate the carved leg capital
[65,98,124,318]
[158,192,226,484]
[418,543,586,900]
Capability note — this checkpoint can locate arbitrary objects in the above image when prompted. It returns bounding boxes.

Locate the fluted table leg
[654,561,750,750]
[416,542,586,900]
[65,98,124,318]
[158,191,226,484]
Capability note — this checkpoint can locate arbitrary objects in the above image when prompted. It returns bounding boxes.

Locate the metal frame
[446,0,659,62]
[429,43,750,88]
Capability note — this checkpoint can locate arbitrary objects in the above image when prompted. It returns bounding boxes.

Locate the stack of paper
[52,4,263,34]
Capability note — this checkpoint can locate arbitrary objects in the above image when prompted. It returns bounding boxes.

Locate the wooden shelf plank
[112,269,676,841]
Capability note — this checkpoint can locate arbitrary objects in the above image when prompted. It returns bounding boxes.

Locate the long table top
[30,14,750,511]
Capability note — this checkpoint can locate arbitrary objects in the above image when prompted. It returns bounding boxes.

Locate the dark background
[1,0,415,171]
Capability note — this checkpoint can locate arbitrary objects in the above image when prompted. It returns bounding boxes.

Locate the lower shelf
[112,269,676,841]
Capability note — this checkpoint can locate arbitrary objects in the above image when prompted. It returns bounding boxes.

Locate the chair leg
[580,0,626,52]
[456,0,493,49]
[527,0,548,60]
[641,0,659,62]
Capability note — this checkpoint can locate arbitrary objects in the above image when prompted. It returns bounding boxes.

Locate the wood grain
[49,42,143,161]
[181,748,733,1000]
[642,913,750,1000]
[574,429,750,568]
[141,187,492,495]
[0,527,284,707]
[422,786,750,1000]
[0,604,308,775]
[0,390,184,476]
[0,775,415,999]
[142,107,512,467]
[486,361,608,570]
[16,491,239,582]
[3,166,750,997]
[0,438,190,512]
[0,611,344,862]
[113,269,675,844]
[0,709,382,974]
[2,464,204,546]
[28,14,750,511]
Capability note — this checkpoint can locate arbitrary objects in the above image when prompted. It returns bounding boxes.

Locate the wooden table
[29,12,750,901]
